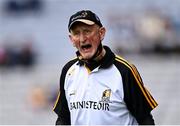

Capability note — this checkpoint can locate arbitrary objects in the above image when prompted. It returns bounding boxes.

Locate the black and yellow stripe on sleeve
[115,55,158,109]
[53,91,60,111]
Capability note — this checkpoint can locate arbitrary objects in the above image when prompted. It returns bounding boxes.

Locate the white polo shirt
[53,46,158,125]
[65,61,138,125]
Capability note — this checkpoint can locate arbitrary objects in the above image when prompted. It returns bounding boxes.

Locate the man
[53,10,158,125]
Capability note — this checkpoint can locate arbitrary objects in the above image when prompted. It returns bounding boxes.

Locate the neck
[88,43,104,61]
[83,47,106,71]
[93,47,106,62]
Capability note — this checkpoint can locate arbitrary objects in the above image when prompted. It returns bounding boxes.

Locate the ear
[99,27,106,41]
[69,34,76,47]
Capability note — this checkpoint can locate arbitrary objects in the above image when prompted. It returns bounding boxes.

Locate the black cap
[68,10,103,31]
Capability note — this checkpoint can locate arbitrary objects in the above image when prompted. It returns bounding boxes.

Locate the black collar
[76,46,115,71]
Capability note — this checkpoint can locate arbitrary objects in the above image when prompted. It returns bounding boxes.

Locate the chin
[82,57,91,60]
[80,52,92,59]
[82,55,93,60]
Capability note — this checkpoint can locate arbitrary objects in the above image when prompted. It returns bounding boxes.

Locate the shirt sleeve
[53,59,78,125]
[53,67,71,125]
[122,64,158,124]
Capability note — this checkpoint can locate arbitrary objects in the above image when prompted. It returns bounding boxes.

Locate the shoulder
[59,57,78,87]
[113,55,142,81]
[61,57,78,74]
[114,55,134,73]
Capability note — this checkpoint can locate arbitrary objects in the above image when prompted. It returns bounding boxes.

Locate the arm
[53,66,71,125]
[54,90,70,125]
[139,113,155,125]
[53,58,78,125]
[122,64,158,125]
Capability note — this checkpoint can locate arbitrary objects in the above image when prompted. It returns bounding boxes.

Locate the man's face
[69,22,105,60]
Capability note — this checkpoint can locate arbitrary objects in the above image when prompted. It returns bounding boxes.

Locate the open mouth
[81,44,92,51]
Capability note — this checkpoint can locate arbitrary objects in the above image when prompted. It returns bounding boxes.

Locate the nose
[79,33,86,43]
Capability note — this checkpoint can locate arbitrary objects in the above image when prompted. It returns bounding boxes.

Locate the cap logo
[71,12,88,22]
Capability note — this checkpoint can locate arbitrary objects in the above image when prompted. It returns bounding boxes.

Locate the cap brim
[75,19,95,25]
[69,19,95,31]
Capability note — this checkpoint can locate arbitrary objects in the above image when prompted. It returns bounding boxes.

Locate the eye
[84,29,91,35]
[72,31,80,36]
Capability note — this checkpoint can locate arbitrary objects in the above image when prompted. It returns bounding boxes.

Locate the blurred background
[0,0,180,125]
